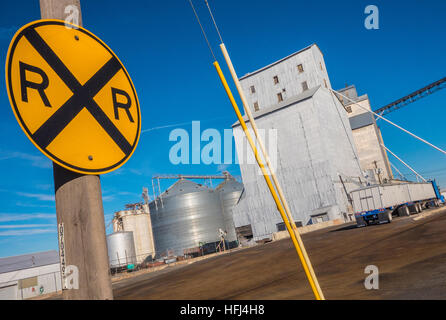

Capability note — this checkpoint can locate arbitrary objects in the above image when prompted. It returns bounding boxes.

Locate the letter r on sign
[112,87,134,122]
[19,61,51,107]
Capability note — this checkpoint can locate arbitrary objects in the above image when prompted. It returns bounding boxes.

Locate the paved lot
[112,208,446,300]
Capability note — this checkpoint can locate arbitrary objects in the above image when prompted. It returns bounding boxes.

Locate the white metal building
[232,44,364,241]
[335,85,393,183]
[239,44,331,113]
[0,250,61,300]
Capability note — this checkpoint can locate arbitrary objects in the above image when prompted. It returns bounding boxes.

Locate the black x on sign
[5,20,141,175]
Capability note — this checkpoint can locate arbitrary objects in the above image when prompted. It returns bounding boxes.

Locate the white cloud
[140,116,232,134]
[16,192,55,201]
[35,184,53,191]
[0,151,52,169]
[15,202,55,208]
[0,212,56,235]
[102,195,115,202]
[0,224,54,229]
[0,213,55,223]
[117,191,131,195]
[106,168,125,177]
[0,229,55,236]
[141,121,192,133]
[129,169,143,176]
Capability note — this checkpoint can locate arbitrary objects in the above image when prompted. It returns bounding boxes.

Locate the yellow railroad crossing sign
[5,20,141,175]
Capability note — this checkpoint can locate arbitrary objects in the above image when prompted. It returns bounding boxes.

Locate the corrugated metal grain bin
[107,231,137,268]
[149,179,226,257]
[114,209,155,263]
[216,178,243,242]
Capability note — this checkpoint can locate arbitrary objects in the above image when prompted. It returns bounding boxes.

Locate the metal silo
[216,177,244,242]
[149,179,226,257]
[106,231,137,268]
[113,205,156,263]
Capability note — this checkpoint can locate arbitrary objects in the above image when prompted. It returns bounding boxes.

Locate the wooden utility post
[40,0,113,300]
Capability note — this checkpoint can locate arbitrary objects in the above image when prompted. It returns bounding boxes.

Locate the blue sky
[0,0,445,257]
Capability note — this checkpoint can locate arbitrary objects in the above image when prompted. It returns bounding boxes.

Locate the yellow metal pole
[213,61,323,300]
[219,43,325,300]
[219,43,300,228]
